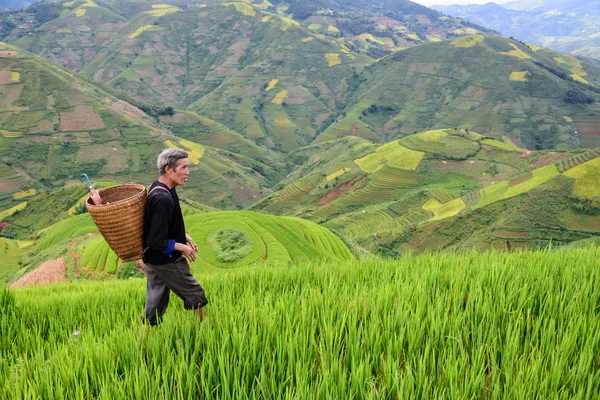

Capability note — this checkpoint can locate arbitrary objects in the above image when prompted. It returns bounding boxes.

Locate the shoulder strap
[147,186,172,197]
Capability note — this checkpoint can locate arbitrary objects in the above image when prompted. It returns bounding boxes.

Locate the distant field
[355,140,424,173]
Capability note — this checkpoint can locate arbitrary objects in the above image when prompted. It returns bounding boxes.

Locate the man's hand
[175,243,196,262]
[186,233,198,252]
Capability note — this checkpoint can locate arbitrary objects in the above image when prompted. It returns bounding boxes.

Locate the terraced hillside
[2,2,598,154]
[1,189,352,283]
[0,1,499,153]
[252,129,600,254]
[0,42,288,209]
[2,0,492,72]
[316,35,600,150]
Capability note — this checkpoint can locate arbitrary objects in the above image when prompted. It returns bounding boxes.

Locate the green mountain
[434,0,600,60]
[3,2,597,155]
[314,35,600,150]
[251,129,600,255]
[0,0,500,154]
[0,41,284,211]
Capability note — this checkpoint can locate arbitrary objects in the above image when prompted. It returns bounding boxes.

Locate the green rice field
[2,248,600,398]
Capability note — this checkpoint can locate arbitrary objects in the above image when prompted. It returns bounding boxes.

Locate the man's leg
[150,258,208,321]
[143,263,171,325]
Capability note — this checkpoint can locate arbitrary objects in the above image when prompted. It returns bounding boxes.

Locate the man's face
[167,158,189,187]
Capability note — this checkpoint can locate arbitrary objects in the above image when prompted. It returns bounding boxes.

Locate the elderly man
[142,148,208,325]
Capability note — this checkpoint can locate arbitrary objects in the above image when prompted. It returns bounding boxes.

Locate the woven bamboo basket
[85,184,147,262]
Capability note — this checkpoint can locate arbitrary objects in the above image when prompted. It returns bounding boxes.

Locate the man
[142,148,208,325]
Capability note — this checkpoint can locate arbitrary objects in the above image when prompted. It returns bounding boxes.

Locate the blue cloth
[162,239,176,256]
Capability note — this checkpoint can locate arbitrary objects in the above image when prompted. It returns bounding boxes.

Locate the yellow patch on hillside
[308,24,322,30]
[16,240,34,248]
[355,141,424,173]
[271,90,288,104]
[527,44,543,52]
[328,25,340,33]
[262,15,272,22]
[504,164,560,199]
[429,37,442,42]
[56,28,72,33]
[554,56,587,77]
[501,43,531,59]
[326,168,350,181]
[325,53,341,67]
[454,29,465,35]
[129,25,163,39]
[563,157,600,202]
[407,33,420,41]
[254,0,273,9]
[144,4,181,17]
[301,37,313,42]
[63,1,75,6]
[0,202,27,221]
[563,116,573,123]
[451,34,483,48]
[222,2,256,16]
[395,25,408,32]
[357,34,394,46]
[571,74,589,84]
[423,198,466,221]
[164,139,205,165]
[11,72,19,82]
[179,139,205,164]
[0,130,21,137]
[465,28,478,34]
[509,71,528,81]
[12,189,36,200]
[265,79,278,91]
[76,8,86,17]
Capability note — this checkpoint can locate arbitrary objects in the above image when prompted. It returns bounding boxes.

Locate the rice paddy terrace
[0,181,352,283]
[253,129,600,254]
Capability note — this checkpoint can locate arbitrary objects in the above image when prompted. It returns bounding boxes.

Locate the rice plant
[2,247,600,399]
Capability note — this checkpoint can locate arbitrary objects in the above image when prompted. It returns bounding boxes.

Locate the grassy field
[2,248,600,398]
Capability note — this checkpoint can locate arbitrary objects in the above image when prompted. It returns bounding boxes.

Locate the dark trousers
[143,257,208,325]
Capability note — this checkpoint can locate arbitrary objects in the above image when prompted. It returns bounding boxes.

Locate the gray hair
[157,148,188,175]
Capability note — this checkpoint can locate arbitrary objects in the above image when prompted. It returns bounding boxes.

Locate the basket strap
[147,186,172,197]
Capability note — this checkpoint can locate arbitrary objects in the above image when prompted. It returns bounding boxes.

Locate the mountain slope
[252,130,600,254]
[313,35,600,150]
[0,0,501,154]
[0,42,279,209]
[434,0,600,60]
